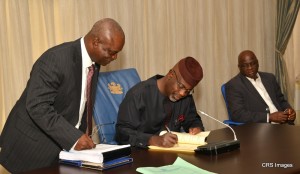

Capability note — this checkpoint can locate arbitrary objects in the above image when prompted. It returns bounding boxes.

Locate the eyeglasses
[170,69,194,95]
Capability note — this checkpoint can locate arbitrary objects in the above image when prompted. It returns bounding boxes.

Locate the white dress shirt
[246,73,278,123]
[70,37,94,150]
[75,37,93,128]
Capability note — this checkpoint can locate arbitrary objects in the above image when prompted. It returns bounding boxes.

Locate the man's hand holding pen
[148,126,178,147]
[74,134,96,150]
[163,125,178,147]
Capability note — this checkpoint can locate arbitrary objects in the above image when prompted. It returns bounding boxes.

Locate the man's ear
[92,37,100,47]
[167,70,174,80]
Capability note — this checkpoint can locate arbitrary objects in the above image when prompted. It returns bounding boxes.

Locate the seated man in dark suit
[116,57,205,148]
[225,50,296,124]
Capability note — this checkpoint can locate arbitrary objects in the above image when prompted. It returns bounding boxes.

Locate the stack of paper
[59,144,132,170]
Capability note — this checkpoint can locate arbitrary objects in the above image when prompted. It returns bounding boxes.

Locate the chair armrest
[223,120,244,126]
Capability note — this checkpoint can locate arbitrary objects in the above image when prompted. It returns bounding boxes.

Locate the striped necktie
[86,64,95,135]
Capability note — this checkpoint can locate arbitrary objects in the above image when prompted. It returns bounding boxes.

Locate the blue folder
[60,156,133,171]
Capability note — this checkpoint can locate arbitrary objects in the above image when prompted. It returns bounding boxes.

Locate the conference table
[22,123,300,174]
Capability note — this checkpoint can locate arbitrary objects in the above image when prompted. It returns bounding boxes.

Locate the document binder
[60,156,133,171]
[59,144,131,163]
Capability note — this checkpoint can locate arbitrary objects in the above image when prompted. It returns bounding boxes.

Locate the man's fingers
[161,133,178,147]
[74,134,95,150]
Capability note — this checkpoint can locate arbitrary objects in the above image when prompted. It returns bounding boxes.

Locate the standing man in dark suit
[0,18,125,173]
[225,50,296,124]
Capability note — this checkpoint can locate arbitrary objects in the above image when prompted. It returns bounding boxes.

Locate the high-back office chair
[221,84,244,126]
[93,68,141,144]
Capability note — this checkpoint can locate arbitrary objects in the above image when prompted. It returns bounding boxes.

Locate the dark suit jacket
[0,39,99,173]
[225,72,291,123]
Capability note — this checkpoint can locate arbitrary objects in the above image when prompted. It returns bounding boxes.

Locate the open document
[148,131,210,152]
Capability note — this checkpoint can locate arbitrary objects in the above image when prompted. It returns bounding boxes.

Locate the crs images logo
[262,163,273,168]
[262,163,293,168]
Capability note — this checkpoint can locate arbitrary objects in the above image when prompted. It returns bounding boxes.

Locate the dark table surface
[22,123,300,174]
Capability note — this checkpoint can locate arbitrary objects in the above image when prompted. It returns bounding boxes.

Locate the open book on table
[148,131,210,152]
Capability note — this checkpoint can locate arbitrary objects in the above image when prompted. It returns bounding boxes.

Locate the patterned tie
[86,64,95,135]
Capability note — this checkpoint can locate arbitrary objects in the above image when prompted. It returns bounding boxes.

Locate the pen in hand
[164,125,178,145]
[165,125,171,133]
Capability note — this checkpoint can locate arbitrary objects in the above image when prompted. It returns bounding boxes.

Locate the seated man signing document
[116,57,205,148]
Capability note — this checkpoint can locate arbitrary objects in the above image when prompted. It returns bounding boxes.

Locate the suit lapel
[260,73,274,97]
[74,40,83,93]
[260,73,280,109]
[72,39,83,124]
[239,73,267,105]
